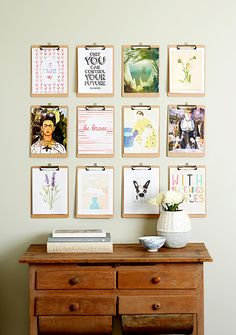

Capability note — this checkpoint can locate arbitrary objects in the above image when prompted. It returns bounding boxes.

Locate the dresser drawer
[36,296,116,316]
[118,295,197,314]
[118,265,197,289]
[38,316,112,334]
[37,268,115,290]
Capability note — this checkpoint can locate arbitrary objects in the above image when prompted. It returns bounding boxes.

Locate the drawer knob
[151,276,161,284]
[69,277,79,285]
[69,303,80,311]
[152,303,161,310]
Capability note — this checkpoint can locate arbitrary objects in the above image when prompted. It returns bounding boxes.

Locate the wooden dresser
[19,243,212,335]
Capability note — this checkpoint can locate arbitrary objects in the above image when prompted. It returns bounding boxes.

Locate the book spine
[53,233,106,237]
[47,242,113,253]
[48,237,111,243]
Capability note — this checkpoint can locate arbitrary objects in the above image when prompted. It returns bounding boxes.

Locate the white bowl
[139,236,166,252]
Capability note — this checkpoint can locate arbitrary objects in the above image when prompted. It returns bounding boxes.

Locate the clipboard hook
[177,103,197,109]
[177,43,197,50]
[85,44,105,50]
[131,105,151,110]
[85,163,106,171]
[40,45,60,50]
[131,163,151,170]
[40,105,60,110]
[131,43,151,50]
[40,164,60,171]
[85,105,105,111]
[177,163,197,171]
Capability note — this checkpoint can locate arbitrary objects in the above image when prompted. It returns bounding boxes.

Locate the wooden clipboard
[168,44,205,97]
[167,104,205,158]
[31,165,69,218]
[76,105,115,158]
[76,45,114,97]
[168,165,206,218]
[30,105,68,158]
[31,45,69,97]
[122,105,160,158]
[76,165,114,218]
[122,44,160,97]
[122,165,160,218]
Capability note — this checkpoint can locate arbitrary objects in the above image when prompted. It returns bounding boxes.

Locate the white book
[52,228,106,238]
[47,241,113,253]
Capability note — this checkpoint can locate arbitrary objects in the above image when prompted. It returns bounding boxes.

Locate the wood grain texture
[121,314,193,334]
[19,243,213,264]
[38,316,112,334]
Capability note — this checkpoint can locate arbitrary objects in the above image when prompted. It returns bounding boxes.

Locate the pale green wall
[0,0,235,334]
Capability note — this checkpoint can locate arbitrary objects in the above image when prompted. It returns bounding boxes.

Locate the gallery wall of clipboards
[30,43,206,219]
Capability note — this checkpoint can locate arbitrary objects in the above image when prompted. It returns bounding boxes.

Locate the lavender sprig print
[40,172,61,210]
[178,55,196,84]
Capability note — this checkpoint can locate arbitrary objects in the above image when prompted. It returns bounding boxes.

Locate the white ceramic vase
[157,210,191,248]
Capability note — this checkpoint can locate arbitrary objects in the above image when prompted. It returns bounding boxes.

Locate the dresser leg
[29,266,38,335]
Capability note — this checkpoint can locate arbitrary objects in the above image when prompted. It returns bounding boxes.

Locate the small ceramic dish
[139,236,166,252]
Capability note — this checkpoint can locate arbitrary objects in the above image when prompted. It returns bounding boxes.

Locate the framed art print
[30,106,68,158]
[169,165,206,217]
[31,45,68,96]
[76,166,114,218]
[77,105,114,157]
[167,105,205,157]
[31,166,69,218]
[122,45,159,97]
[168,45,205,96]
[77,45,114,97]
[122,165,160,218]
[123,105,160,157]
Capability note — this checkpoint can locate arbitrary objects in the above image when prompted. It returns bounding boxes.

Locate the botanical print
[123,166,160,216]
[169,166,206,216]
[77,107,114,156]
[76,168,113,217]
[77,46,113,95]
[168,46,205,95]
[31,46,68,96]
[31,167,68,216]
[168,106,205,156]
[123,106,159,156]
[123,46,159,95]
[31,106,67,157]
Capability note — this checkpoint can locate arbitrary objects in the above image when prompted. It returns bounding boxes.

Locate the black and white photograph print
[122,165,160,218]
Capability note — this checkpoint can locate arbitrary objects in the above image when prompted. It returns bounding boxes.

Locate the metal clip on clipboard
[40,164,59,171]
[131,104,151,110]
[85,104,105,111]
[131,163,151,171]
[85,163,105,171]
[40,104,60,110]
[85,43,105,50]
[131,43,151,50]
[177,103,197,109]
[177,163,197,171]
[39,43,60,50]
[177,43,197,50]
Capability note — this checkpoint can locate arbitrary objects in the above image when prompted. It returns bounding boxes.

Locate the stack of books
[47,229,113,253]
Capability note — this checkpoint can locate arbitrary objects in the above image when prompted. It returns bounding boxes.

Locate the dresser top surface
[19,243,212,264]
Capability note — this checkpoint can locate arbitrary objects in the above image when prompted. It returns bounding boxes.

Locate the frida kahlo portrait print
[31,106,68,158]
[122,45,159,96]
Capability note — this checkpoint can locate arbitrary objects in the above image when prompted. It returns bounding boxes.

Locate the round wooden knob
[151,276,161,284]
[152,303,161,310]
[69,277,79,285]
[69,303,80,311]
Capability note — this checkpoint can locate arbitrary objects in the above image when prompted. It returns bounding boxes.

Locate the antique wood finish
[121,314,194,334]
[19,243,212,335]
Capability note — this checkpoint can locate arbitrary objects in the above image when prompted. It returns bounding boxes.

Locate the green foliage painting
[123,47,159,94]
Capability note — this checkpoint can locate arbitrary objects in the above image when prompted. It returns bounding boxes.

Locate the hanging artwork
[30,106,68,158]
[77,45,114,96]
[167,105,205,157]
[77,106,114,157]
[123,105,159,157]
[122,45,159,97]
[122,166,160,218]
[169,165,206,217]
[76,166,114,218]
[31,45,68,96]
[168,45,205,96]
[31,166,69,218]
